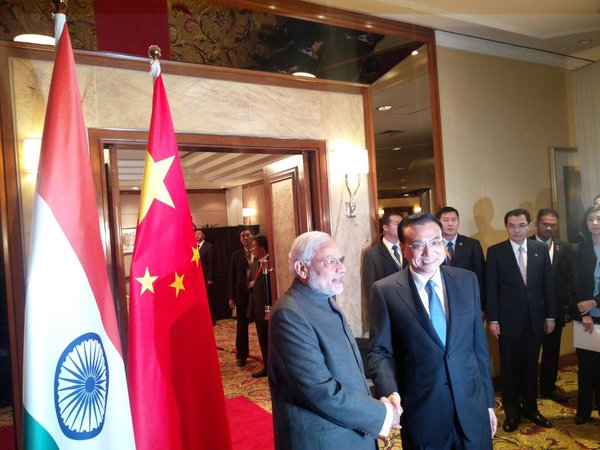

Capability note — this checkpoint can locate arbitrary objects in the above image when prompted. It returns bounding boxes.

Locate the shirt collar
[410,267,443,292]
[510,239,527,252]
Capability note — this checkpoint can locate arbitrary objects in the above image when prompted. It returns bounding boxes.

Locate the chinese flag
[127,70,232,450]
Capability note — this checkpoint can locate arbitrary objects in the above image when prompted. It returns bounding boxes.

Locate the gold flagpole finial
[148,45,162,61]
[52,0,67,14]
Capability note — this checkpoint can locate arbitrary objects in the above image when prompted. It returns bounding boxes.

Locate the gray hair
[288,231,332,277]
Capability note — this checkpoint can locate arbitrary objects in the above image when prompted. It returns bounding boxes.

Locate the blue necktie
[425,280,446,345]
[392,244,402,270]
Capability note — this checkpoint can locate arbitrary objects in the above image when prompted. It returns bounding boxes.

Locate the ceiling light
[396,167,404,170]
[578,39,593,46]
[411,50,419,56]
[292,71,316,78]
[377,105,392,111]
[132,186,139,190]
[403,194,409,197]
[14,34,55,46]
[392,147,402,151]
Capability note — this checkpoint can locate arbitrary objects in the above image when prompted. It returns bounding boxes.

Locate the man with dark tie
[195,227,216,325]
[228,228,254,367]
[247,235,270,378]
[435,206,486,310]
[363,212,405,306]
[369,212,496,449]
[487,208,556,432]
[529,208,574,404]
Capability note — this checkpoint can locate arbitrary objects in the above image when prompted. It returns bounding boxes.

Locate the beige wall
[436,47,575,250]
[242,183,266,233]
[436,47,577,372]
[12,56,372,335]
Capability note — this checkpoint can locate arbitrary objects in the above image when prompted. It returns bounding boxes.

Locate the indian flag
[22,15,135,449]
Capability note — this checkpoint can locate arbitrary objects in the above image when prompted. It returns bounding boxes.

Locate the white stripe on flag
[23,194,135,449]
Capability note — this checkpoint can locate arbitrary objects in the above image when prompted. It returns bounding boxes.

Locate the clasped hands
[380,392,402,433]
[577,299,597,333]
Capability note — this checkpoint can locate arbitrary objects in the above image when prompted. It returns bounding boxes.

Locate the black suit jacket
[571,239,599,319]
[368,266,494,447]
[228,247,251,304]
[247,258,271,321]
[528,235,575,326]
[444,234,485,306]
[486,239,556,338]
[198,241,215,284]
[362,242,406,297]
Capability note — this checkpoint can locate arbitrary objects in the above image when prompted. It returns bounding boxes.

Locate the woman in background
[571,205,600,424]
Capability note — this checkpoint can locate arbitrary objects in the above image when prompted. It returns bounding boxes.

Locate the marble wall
[11,55,373,335]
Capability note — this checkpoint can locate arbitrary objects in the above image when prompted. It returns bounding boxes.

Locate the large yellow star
[191,246,200,267]
[170,272,186,298]
[138,152,175,224]
[135,267,158,295]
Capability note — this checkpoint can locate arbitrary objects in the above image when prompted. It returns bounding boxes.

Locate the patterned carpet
[1,320,598,449]
[214,318,600,450]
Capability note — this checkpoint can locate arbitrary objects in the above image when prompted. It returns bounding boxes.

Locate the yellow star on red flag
[135,267,158,295]
[169,272,186,298]
[191,245,200,267]
[138,153,175,223]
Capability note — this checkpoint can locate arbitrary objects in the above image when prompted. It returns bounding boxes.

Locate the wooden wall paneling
[427,38,446,208]
[0,44,24,450]
[363,86,380,243]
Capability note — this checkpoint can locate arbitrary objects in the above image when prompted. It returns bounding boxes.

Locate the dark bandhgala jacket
[269,279,385,450]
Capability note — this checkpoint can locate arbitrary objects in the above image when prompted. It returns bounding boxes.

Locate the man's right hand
[228,299,236,309]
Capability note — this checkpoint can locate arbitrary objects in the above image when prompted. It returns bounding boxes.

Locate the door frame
[88,128,331,346]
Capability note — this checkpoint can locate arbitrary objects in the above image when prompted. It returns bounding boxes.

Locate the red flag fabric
[127,70,232,450]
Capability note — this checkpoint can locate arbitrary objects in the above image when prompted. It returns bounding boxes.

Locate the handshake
[379,392,402,437]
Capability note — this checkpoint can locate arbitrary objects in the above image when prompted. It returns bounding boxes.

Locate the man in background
[363,211,405,302]
[435,206,486,312]
[228,228,254,367]
[530,208,574,404]
[369,213,496,449]
[487,208,556,432]
[269,231,400,449]
[247,235,270,378]
[195,227,216,325]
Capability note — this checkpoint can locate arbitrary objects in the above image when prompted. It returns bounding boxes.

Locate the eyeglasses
[312,256,345,268]
[404,237,444,252]
[587,215,600,223]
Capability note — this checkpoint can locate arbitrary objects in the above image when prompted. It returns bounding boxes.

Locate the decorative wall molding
[435,30,591,70]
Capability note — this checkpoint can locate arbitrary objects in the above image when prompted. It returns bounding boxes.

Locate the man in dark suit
[228,228,254,367]
[269,231,400,449]
[530,208,574,404]
[487,208,556,432]
[195,227,216,324]
[435,206,486,310]
[369,213,497,449]
[363,212,405,310]
[247,235,270,378]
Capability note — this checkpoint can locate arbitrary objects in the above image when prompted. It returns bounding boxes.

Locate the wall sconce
[23,138,42,172]
[413,205,422,213]
[242,207,256,225]
[378,208,385,218]
[331,148,369,218]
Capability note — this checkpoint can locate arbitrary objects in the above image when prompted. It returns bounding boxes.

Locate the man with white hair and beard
[268,231,401,450]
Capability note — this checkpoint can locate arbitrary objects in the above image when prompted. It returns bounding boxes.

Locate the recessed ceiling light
[377,105,392,111]
[396,167,404,170]
[392,147,402,151]
[411,50,419,56]
[14,34,55,46]
[403,194,409,197]
[578,39,593,46]
[292,71,316,78]
[132,186,139,190]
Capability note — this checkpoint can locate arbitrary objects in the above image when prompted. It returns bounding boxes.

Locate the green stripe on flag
[23,408,59,450]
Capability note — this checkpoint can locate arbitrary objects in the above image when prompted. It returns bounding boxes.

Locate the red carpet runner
[226,396,274,450]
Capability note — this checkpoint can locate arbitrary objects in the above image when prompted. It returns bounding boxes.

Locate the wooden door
[263,154,312,300]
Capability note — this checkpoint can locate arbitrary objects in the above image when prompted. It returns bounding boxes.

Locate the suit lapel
[379,242,401,271]
[503,240,525,287]
[395,271,445,349]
